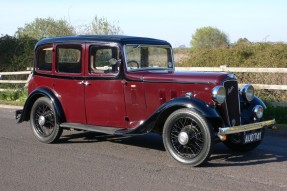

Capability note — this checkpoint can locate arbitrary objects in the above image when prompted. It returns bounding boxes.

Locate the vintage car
[16,35,275,166]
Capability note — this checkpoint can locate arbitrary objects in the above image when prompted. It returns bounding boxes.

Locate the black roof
[35,35,171,47]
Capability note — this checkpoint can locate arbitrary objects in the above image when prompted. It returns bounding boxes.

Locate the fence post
[24,72,32,88]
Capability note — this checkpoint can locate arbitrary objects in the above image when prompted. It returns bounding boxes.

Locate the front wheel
[30,97,63,143]
[163,108,214,167]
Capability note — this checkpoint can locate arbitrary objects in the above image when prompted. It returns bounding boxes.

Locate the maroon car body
[16,35,274,166]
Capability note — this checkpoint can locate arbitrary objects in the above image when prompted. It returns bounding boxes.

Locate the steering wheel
[127,60,139,69]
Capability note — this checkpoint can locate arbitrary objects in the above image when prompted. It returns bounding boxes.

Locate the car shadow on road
[57,131,166,151]
[58,131,286,167]
[206,143,287,167]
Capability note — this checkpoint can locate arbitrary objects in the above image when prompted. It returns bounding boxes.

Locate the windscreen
[125,45,173,71]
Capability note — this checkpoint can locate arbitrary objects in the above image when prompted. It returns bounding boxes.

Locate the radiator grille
[223,80,241,126]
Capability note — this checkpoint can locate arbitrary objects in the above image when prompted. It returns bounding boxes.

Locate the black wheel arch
[18,87,66,124]
[240,96,267,124]
[120,96,224,135]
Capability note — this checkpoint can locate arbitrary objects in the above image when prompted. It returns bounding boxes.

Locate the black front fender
[241,96,267,124]
[17,88,66,124]
[116,97,224,135]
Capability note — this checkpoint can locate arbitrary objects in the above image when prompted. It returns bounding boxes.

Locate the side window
[57,47,82,73]
[89,46,119,74]
[36,46,53,71]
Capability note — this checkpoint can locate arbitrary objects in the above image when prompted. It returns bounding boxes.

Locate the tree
[0,35,36,72]
[16,17,75,40]
[235,38,251,45]
[82,16,123,35]
[190,26,229,50]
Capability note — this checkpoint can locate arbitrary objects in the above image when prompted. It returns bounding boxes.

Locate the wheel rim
[170,117,204,159]
[33,103,55,137]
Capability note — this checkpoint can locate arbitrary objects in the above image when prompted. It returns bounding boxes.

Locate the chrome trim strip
[218,119,275,136]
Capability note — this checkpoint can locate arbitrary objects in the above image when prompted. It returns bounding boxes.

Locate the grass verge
[0,90,27,106]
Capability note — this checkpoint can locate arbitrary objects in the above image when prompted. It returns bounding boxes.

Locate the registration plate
[243,131,262,144]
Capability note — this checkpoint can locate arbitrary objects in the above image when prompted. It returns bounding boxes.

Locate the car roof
[35,35,171,47]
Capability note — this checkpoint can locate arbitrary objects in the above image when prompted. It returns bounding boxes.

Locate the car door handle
[83,81,91,86]
[78,81,83,84]
[78,81,91,86]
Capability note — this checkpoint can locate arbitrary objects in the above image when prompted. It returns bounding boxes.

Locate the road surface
[0,107,286,191]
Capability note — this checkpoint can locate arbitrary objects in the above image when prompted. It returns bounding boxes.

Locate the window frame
[87,44,121,78]
[35,44,54,74]
[55,44,83,75]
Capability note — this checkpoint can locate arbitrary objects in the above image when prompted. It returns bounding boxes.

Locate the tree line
[1,17,287,72]
[0,16,123,72]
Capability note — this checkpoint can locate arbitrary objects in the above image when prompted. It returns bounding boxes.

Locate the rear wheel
[30,97,63,143]
[163,108,214,167]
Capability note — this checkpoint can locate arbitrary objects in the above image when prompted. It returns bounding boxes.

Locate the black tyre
[223,128,265,152]
[163,108,214,167]
[30,97,63,143]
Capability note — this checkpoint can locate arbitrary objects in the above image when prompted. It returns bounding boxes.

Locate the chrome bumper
[218,119,275,136]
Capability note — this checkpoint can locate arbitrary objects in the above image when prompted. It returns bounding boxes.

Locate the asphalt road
[0,107,287,191]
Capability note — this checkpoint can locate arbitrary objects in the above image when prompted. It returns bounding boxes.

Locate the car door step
[60,123,126,135]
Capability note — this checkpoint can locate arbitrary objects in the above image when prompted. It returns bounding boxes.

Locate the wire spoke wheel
[30,97,62,143]
[34,104,55,137]
[170,117,204,159]
[163,109,214,166]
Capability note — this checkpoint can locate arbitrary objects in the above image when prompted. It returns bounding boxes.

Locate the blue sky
[0,0,286,47]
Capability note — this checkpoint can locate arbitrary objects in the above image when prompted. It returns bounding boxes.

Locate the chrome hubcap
[178,131,189,145]
[38,116,46,126]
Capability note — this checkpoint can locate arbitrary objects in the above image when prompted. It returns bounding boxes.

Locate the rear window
[36,46,53,71]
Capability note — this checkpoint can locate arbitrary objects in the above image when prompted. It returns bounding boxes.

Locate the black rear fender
[17,88,66,123]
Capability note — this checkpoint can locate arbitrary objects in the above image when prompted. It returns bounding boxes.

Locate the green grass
[264,103,287,124]
[0,90,27,106]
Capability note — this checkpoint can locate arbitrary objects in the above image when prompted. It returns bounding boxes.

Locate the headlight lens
[253,105,264,119]
[212,86,226,104]
[240,84,254,102]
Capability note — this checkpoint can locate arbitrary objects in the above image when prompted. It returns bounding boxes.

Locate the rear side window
[36,47,53,71]
[57,47,82,73]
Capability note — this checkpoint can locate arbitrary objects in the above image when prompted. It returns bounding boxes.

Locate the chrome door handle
[83,81,90,86]
[78,81,91,86]
[78,81,85,85]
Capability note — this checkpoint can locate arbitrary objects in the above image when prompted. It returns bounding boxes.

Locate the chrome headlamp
[240,84,255,102]
[253,105,264,119]
[212,86,226,105]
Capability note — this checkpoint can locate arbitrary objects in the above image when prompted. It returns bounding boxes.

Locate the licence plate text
[244,131,262,144]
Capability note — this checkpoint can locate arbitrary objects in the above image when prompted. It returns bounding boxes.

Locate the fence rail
[1,67,287,91]
[175,66,287,90]
[0,68,286,107]
[0,71,31,91]
[175,66,287,73]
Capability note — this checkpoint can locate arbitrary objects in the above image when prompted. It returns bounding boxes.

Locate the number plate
[243,131,262,144]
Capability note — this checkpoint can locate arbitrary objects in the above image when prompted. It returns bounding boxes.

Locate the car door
[53,44,86,124]
[84,43,127,128]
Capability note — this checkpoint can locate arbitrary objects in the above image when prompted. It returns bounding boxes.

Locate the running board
[60,123,127,135]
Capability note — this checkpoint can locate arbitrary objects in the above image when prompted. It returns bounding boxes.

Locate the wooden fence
[0,67,286,107]
[0,71,31,91]
[0,66,286,91]
[175,66,287,90]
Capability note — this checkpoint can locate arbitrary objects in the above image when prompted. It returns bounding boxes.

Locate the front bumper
[218,119,275,136]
